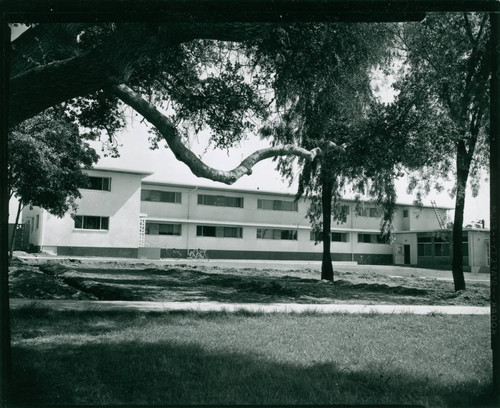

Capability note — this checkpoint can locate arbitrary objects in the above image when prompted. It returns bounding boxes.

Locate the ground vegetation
[9,304,492,407]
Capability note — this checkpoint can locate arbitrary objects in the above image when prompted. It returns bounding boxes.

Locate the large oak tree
[10,23,332,182]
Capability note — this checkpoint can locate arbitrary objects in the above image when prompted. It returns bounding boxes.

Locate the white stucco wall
[40,170,145,249]
[468,230,490,268]
[393,233,418,265]
[22,206,45,246]
[139,183,433,258]
[408,207,447,231]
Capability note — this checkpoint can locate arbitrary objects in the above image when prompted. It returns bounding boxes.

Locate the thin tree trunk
[451,142,469,291]
[321,179,334,281]
[8,201,22,265]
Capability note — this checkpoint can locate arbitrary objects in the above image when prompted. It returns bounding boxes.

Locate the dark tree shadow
[9,309,494,407]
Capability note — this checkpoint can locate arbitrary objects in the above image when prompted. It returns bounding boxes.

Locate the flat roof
[395,228,490,234]
[88,167,154,178]
[141,180,452,210]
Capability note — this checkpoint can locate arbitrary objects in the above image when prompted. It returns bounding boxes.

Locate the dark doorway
[404,245,411,265]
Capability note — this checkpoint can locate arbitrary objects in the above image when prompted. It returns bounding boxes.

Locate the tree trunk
[451,141,469,291]
[8,201,22,265]
[1,21,12,406]
[321,179,334,281]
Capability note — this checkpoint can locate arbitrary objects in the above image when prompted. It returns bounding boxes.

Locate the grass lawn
[10,306,493,407]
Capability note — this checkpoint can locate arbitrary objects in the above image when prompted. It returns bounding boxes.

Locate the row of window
[142,189,388,220]
[81,180,398,222]
[144,222,389,244]
[70,214,389,244]
[81,181,384,219]
[417,235,468,257]
[142,189,300,211]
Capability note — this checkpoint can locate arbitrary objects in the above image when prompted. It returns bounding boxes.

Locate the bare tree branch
[111,84,325,184]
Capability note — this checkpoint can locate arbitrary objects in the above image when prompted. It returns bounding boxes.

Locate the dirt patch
[9,265,97,300]
[8,257,490,306]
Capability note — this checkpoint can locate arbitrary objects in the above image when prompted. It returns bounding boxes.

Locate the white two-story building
[22,168,490,272]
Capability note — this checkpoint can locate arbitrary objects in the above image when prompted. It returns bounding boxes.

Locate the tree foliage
[388,13,490,291]
[10,24,270,144]
[248,23,402,279]
[8,109,98,217]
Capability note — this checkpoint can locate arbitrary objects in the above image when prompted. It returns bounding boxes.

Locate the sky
[89,116,491,228]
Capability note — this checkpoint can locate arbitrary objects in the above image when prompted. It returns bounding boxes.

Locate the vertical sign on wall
[139,216,146,247]
[490,12,500,404]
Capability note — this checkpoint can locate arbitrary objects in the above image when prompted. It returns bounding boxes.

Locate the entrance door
[404,245,411,265]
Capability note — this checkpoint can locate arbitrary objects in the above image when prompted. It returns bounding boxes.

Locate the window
[141,190,181,203]
[332,232,349,242]
[403,210,409,218]
[434,236,450,257]
[358,207,380,218]
[358,233,373,243]
[146,223,181,236]
[342,205,350,215]
[197,225,243,238]
[35,215,40,230]
[417,236,432,256]
[257,199,298,212]
[84,176,111,191]
[197,194,243,208]
[74,216,109,230]
[358,233,388,244]
[257,228,297,240]
[310,231,349,242]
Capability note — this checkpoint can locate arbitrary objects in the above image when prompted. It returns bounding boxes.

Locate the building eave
[87,167,154,178]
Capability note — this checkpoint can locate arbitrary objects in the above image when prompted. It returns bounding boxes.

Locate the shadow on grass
[10,334,493,407]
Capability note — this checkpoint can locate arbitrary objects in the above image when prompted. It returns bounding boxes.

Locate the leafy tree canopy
[8,109,99,217]
[382,13,490,291]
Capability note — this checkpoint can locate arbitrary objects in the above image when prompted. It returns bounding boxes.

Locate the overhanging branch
[111,84,326,184]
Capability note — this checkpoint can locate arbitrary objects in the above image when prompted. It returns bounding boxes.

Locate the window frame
[417,236,433,257]
[197,194,244,208]
[310,231,349,242]
[141,190,182,204]
[73,215,110,231]
[196,225,243,238]
[84,176,112,191]
[145,222,182,236]
[357,233,388,244]
[257,228,298,240]
[257,199,298,212]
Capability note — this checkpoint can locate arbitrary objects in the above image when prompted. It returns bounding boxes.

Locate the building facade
[23,168,490,272]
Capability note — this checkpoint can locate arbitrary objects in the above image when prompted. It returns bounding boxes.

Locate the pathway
[10,299,490,315]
